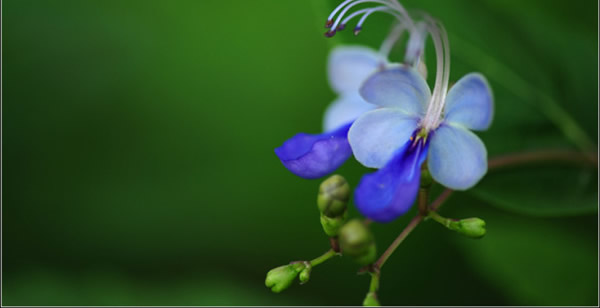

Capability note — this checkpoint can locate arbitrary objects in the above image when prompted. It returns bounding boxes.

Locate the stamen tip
[353,27,362,36]
[337,24,346,31]
[325,19,334,28]
[324,30,337,38]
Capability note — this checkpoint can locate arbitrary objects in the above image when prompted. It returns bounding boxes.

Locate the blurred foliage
[2,0,598,306]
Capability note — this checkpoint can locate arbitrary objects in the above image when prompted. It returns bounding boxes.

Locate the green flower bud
[450,217,486,239]
[339,219,377,265]
[363,292,380,306]
[299,262,312,284]
[265,264,300,293]
[320,211,348,237]
[318,175,350,218]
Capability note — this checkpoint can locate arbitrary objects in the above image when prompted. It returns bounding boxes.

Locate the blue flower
[349,65,493,222]
[274,46,385,179]
[275,4,431,180]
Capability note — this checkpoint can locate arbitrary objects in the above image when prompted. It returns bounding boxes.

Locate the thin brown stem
[329,237,340,253]
[374,214,423,269]
[373,148,596,270]
[488,150,597,170]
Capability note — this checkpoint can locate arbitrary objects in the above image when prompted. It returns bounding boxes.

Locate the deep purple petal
[354,137,429,223]
[275,123,353,179]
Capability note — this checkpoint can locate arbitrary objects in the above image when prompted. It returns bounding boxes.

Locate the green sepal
[320,210,348,237]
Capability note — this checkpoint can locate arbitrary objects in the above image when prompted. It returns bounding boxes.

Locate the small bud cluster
[265,261,312,293]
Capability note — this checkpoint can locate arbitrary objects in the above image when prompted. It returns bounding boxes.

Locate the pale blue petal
[427,124,488,190]
[323,92,376,132]
[359,65,430,116]
[348,108,419,169]
[328,46,383,94]
[444,73,493,131]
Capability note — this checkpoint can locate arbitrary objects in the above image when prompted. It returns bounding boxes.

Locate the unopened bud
[265,264,301,293]
[339,219,377,265]
[320,212,348,237]
[318,175,350,218]
[299,262,312,284]
[363,292,380,306]
[450,217,486,239]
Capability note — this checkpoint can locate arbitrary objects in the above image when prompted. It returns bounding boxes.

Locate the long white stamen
[379,22,406,57]
[420,15,451,131]
[385,0,415,30]
[330,0,401,33]
[438,22,451,110]
[340,6,390,30]
[327,0,355,27]
[356,6,392,28]
[354,9,404,36]
[404,21,428,67]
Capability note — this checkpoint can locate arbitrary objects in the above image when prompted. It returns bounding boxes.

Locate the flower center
[409,127,429,148]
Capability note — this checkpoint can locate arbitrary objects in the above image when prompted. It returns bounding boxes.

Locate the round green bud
[320,211,348,237]
[265,264,300,293]
[363,292,380,306]
[318,175,350,218]
[339,219,377,265]
[452,217,486,239]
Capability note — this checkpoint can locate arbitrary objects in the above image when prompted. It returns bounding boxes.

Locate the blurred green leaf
[449,199,598,305]
[3,0,597,306]
[471,164,598,217]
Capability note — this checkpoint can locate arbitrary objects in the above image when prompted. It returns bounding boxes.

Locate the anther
[324,30,337,38]
[337,24,346,31]
[353,26,362,36]
[325,19,334,28]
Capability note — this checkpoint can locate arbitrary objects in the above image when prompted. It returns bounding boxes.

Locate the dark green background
[2,0,598,305]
